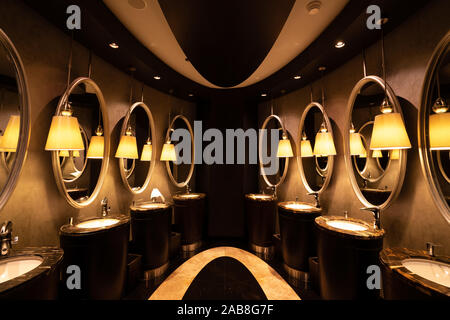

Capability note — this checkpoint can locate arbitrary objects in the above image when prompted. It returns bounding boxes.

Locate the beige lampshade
[313,132,336,157]
[429,112,450,150]
[59,150,69,157]
[115,135,138,159]
[390,149,400,160]
[300,140,313,157]
[277,138,293,158]
[140,143,152,161]
[350,132,366,156]
[372,150,383,158]
[370,113,411,150]
[160,142,177,161]
[73,150,80,157]
[86,135,104,159]
[360,149,367,158]
[45,115,84,150]
[0,115,20,152]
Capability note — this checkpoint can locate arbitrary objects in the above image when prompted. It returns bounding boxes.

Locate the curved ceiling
[103,0,348,88]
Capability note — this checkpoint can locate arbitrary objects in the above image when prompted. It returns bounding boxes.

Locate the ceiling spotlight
[335,41,346,48]
[294,75,302,80]
[153,75,161,80]
[306,1,321,15]
[261,93,267,97]
[188,93,194,97]
[109,42,119,49]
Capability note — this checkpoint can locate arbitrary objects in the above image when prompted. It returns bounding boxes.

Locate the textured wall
[0,0,196,247]
[259,0,450,255]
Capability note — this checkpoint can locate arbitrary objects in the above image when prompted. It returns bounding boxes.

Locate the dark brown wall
[259,0,450,255]
[0,0,196,247]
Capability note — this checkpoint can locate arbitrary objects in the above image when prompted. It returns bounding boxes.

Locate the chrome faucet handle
[101,197,111,216]
[0,221,14,256]
[426,242,442,257]
[307,192,320,208]
[344,211,349,219]
[360,207,381,229]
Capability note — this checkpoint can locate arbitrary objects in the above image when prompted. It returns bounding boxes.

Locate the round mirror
[297,102,335,193]
[419,31,450,223]
[258,115,290,188]
[345,76,407,209]
[118,102,156,194]
[50,77,109,208]
[0,29,30,211]
[165,115,195,188]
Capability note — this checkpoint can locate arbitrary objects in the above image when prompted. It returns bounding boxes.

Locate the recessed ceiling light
[294,75,302,80]
[306,1,321,15]
[261,93,267,97]
[188,93,194,97]
[335,41,345,48]
[109,42,119,49]
[153,75,161,80]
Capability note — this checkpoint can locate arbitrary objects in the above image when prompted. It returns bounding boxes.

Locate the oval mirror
[0,29,30,210]
[297,102,335,193]
[419,31,450,223]
[258,115,290,188]
[344,76,408,209]
[50,77,109,208]
[165,115,195,188]
[117,101,156,194]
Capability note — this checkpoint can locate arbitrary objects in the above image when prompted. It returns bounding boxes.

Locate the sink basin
[283,203,315,211]
[131,202,170,210]
[0,256,43,284]
[326,220,368,232]
[173,193,205,200]
[246,194,274,201]
[402,259,450,288]
[76,218,120,229]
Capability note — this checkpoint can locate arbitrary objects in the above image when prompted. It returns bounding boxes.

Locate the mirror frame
[258,114,289,188]
[344,75,407,210]
[297,102,335,194]
[165,114,195,188]
[418,31,450,224]
[118,101,156,194]
[51,77,110,208]
[0,29,31,212]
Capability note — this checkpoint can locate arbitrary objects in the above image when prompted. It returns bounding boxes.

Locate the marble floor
[124,239,320,300]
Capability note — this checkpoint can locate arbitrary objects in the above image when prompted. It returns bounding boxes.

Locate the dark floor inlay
[182,257,268,300]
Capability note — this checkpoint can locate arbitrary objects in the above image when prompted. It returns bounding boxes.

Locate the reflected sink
[76,218,120,229]
[402,259,450,288]
[326,220,368,232]
[0,256,43,284]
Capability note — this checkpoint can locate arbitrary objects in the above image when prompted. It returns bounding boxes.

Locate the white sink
[134,203,169,210]
[402,259,450,288]
[0,256,43,284]
[76,218,120,229]
[326,220,368,232]
[284,203,315,211]
[247,194,273,200]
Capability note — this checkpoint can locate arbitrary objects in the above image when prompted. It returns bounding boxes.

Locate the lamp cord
[88,50,92,79]
[362,47,367,77]
[67,31,74,90]
[381,27,388,99]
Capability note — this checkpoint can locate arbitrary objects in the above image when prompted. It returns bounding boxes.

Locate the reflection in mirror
[346,76,408,209]
[297,103,335,194]
[163,115,195,188]
[0,29,30,210]
[419,32,450,222]
[46,77,109,208]
[259,115,292,189]
[116,102,156,194]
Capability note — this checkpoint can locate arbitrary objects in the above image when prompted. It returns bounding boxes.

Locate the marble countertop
[315,215,385,240]
[60,214,130,235]
[0,247,63,294]
[245,193,277,202]
[380,247,450,298]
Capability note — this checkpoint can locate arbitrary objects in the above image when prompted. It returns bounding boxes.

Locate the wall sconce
[300,132,313,158]
[86,125,104,159]
[160,141,177,161]
[140,138,152,161]
[429,97,450,150]
[349,123,366,156]
[372,150,383,158]
[390,149,400,159]
[370,98,411,150]
[45,102,84,151]
[0,115,20,152]
[277,133,294,158]
[115,126,138,159]
[313,122,336,157]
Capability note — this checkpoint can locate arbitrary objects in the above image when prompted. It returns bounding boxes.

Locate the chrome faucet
[185,184,191,194]
[266,186,276,198]
[101,197,111,217]
[360,207,381,229]
[308,192,320,208]
[0,221,18,256]
[426,242,441,257]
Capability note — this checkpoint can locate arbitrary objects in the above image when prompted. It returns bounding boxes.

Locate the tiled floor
[124,239,321,300]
